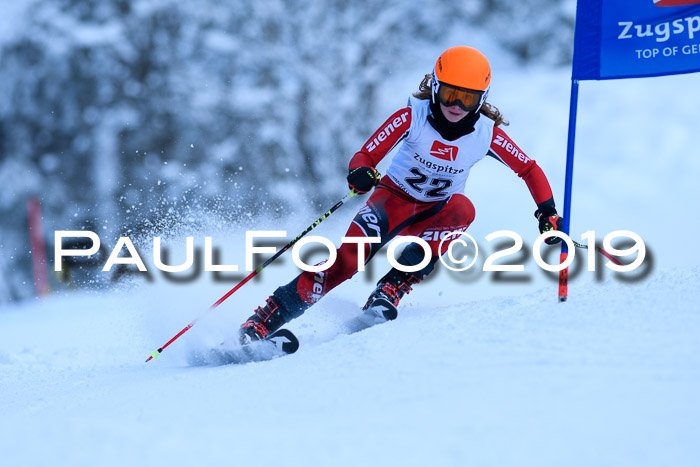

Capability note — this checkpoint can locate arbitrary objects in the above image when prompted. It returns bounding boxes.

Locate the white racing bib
[387,97,494,202]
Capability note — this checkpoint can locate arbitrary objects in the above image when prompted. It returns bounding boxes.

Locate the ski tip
[365,298,398,321]
[268,328,300,354]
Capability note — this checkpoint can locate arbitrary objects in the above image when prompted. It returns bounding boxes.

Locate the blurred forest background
[0,0,576,303]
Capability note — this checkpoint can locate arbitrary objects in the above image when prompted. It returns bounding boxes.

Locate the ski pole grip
[348,170,381,197]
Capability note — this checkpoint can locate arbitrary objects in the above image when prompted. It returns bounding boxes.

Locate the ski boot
[362,268,422,321]
[239,295,288,345]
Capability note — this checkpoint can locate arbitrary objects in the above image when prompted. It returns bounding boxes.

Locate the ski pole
[558,238,623,302]
[146,188,361,362]
[570,240,623,266]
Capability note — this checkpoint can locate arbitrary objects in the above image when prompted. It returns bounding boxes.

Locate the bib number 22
[405,167,452,198]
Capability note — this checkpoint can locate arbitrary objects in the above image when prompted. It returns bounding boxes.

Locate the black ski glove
[347,166,380,194]
[534,203,564,245]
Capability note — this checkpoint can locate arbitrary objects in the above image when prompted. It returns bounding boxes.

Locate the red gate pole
[27,197,50,297]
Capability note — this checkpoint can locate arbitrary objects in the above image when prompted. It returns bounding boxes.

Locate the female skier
[239,46,563,343]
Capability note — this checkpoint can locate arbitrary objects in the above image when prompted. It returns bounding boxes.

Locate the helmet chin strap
[478,87,490,112]
[430,69,439,106]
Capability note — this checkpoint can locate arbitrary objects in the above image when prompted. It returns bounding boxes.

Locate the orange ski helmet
[431,46,491,113]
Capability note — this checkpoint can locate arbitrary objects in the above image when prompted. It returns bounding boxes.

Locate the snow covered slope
[1,266,698,467]
[2,16,700,467]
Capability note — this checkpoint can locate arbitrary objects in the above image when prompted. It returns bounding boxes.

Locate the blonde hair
[413,73,509,127]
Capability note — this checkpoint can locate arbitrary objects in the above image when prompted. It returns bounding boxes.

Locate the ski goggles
[434,81,487,113]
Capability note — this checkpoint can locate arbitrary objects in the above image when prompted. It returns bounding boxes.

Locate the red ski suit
[291,103,554,308]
